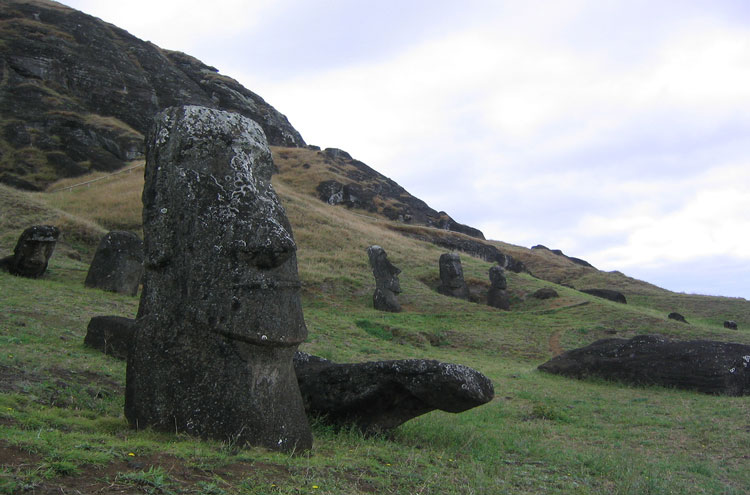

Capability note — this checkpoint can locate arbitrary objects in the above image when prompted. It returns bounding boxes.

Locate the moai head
[367,245,401,294]
[8,225,60,278]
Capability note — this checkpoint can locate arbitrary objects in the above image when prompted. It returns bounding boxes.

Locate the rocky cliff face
[0,0,304,190]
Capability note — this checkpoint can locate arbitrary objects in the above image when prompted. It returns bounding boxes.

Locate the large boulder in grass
[538,335,750,396]
[437,253,469,300]
[84,316,136,360]
[668,312,688,324]
[580,288,627,304]
[125,106,312,453]
[293,352,494,433]
[367,245,402,312]
[84,231,144,296]
[0,225,60,278]
[724,321,738,330]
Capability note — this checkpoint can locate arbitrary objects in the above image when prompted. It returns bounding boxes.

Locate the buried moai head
[0,225,60,278]
[438,252,469,299]
[488,265,507,290]
[127,106,311,452]
[366,245,402,312]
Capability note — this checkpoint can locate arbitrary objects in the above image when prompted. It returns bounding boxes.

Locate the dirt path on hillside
[548,330,564,357]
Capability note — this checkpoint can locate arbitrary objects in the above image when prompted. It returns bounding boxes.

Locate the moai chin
[125,106,312,452]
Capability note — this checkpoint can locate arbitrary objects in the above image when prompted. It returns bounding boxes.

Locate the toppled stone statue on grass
[367,245,402,312]
[125,105,312,452]
[437,253,469,300]
[84,231,143,296]
[0,225,59,278]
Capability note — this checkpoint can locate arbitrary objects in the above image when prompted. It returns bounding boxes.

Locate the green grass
[1,154,750,493]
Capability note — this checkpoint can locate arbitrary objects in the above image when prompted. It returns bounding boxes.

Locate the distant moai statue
[487,265,510,310]
[85,231,144,296]
[0,225,59,278]
[437,253,469,300]
[366,245,402,312]
[125,106,312,452]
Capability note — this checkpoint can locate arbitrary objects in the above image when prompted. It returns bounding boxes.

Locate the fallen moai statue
[0,225,59,278]
[85,231,144,296]
[538,334,750,396]
[294,351,494,433]
[125,105,312,452]
[580,288,627,304]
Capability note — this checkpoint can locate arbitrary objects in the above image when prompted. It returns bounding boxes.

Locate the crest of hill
[0,0,304,191]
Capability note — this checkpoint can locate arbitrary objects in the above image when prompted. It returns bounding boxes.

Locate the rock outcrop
[293,352,494,433]
[0,225,59,278]
[84,315,136,360]
[437,253,469,300]
[366,245,402,312]
[580,288,627,304]
[531,245,595,268]
[125,106,311,452]
[538,335,750,396]
[0,0,304,190]
[487,265,510,310]
[84,231,143,296]
[533,287,559,299]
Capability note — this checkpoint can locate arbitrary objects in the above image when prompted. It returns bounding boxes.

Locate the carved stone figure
[367,245,401,312]
[0,225,59,278]
[487,265,510,310]
[84,231,144,296]
[125,106,312,452]
[437,253,469,300]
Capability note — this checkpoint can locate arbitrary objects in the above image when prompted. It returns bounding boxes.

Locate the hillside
[1,153,749,493]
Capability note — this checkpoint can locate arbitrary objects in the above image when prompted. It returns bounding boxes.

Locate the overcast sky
[64,0,750,299]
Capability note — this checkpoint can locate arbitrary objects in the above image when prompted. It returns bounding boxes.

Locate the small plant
[528,402,569,422]
[355,319,393,341]
[116,466,170,493]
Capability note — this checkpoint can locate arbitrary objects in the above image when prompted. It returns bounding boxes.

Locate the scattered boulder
[84,231,144,296]
[580,288,627,304]
[0,225,59,278]
[125,106,312,452]
[84,316,136,360]
[724,320,738,330]
[437,253,469,300]
[487,265,510,310]
[668,312,688,324]
[366,245,402,312]
[293,352,494,433]
[533,288,559,300]
[538,335,750,396]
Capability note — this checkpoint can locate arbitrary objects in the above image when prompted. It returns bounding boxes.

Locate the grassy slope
[1,151,749,494]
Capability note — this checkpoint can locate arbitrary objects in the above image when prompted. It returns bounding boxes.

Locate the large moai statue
[84,231,144,296]
[125,106,312,452]
[487,265,510,310]
[437,253,469,300]
[0,225,59,278]
[366,245,402,312]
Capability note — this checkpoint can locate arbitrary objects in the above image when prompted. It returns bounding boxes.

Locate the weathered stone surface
[125,106,311,452]
[668,312,688,324]
[724,320,738,330]
[437,253,469,300]
[294,352,494,433]
[84,231,143,296]
[533,288,559,299]
[538,335,750,396]
[580,288,627,304]
[0,225,59,278]
[487,265,510,310]
[367,245,402,312]
[84,316,136,360]
[0,1,304,189]
[531,245,595,268]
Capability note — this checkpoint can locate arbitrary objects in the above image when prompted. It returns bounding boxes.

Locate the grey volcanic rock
[0,225,59,278]
[84,315,136,360]
[533,288,559,300]
[487,265,510,310]
[367,245,402,312]
[437,253,469,300]
[293,352,494,433]
[0,1,304,189]
[667,312,688,324]
[538,335,750,396]
[84,231,143,296]
[125,106,311,452]
[724,320,738,330]
[531,245,595,268]
[580,288,627,304]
